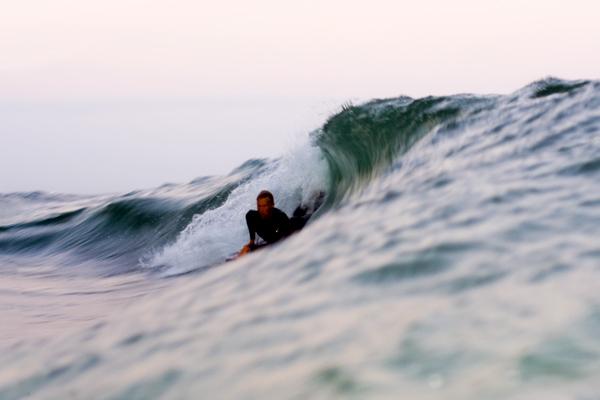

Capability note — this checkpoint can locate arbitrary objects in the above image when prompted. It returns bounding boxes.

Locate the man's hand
[238,240,254,257]
[239,245,251,256]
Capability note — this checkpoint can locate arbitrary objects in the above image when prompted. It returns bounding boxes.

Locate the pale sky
[1,0,599,193]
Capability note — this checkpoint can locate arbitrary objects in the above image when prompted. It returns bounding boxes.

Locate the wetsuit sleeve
[245,211,256,241]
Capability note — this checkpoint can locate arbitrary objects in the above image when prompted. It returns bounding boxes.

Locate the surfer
[238,190,291,256]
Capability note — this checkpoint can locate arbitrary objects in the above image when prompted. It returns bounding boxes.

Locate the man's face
[257,197,274,219]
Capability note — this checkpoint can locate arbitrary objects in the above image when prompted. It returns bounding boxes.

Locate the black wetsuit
[246,208,291,250]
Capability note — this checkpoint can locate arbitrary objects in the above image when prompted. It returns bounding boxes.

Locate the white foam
[147,139,329,276]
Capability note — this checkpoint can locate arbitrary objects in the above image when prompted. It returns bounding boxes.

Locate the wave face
[0,154,325,276]
[1,78,600,399]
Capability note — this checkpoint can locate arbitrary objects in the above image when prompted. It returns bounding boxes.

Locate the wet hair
[256,190,274,203]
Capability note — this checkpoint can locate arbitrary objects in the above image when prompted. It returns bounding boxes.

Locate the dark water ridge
[1,78,600,399]
[0,160,266,274]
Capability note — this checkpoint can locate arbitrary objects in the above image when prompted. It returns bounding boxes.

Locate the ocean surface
[1,78,600,399]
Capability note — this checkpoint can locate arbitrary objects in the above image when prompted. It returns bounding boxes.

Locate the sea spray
[148,139,329,276]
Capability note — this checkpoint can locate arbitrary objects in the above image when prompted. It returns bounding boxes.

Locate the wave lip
[315,95,484,204]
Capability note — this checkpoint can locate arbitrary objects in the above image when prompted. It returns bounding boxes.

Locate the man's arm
[239,211,257,254]
[245,211,256,242]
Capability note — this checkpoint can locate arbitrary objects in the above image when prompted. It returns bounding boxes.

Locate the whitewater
[1,78,600,399]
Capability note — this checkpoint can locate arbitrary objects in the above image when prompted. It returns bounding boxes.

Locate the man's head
[256,190,275,219]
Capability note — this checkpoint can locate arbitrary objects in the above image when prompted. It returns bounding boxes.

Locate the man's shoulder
[246,210,259,218]
[272,208,289,219]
